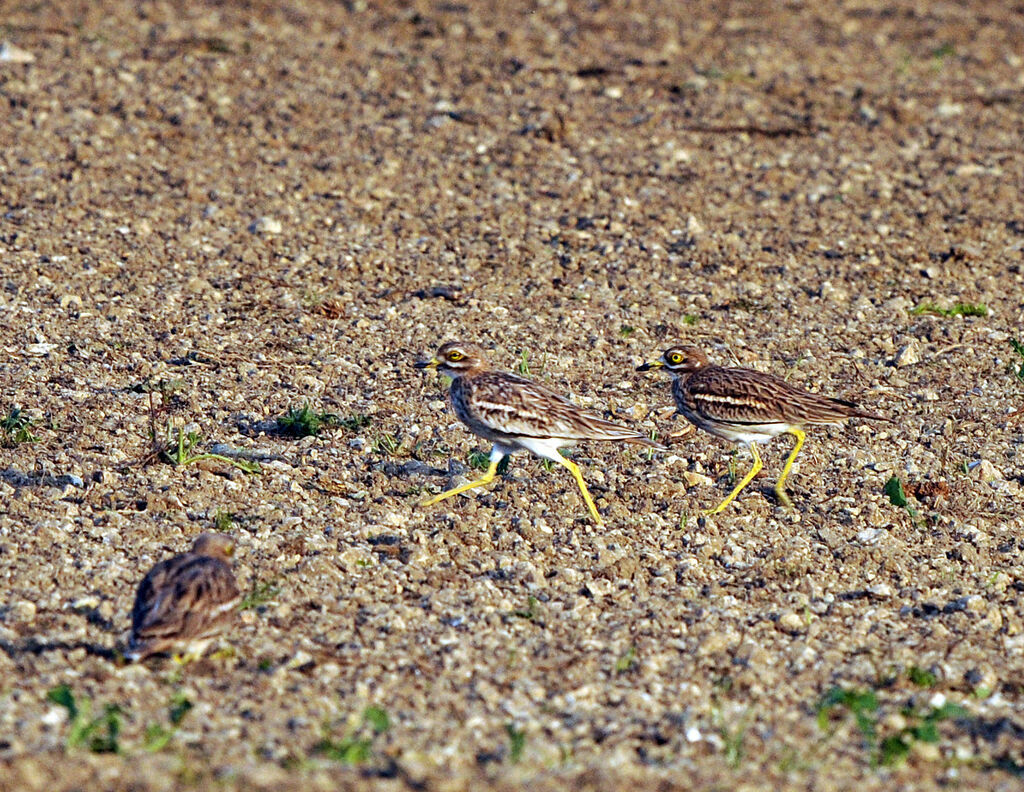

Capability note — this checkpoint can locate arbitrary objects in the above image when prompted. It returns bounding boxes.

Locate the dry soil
[1,0,1024,790]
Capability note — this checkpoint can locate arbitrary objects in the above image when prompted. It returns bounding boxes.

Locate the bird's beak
[636,360,664,372]
[415,357,441,370]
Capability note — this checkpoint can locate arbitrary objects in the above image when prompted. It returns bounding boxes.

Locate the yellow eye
[447,351,464,361]
[669,353,683,364]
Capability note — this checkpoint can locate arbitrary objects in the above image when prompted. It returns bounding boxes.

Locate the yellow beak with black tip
[414,357,441,370]
[636,359,664,372]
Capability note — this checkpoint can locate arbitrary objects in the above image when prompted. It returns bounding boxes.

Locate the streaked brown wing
[463,372,654,443]
[684,368,866,426]
[132,554,240,646]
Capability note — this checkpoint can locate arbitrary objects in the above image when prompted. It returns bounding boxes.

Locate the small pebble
[893,340,920,367]
[249,216,283,234]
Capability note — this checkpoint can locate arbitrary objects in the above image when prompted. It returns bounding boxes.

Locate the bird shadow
[0,636,120,663]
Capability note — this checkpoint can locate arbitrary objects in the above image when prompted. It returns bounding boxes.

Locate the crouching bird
[127,533,240,663]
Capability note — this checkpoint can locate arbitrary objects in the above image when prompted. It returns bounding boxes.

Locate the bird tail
[622,433,667,450]
[568,418,667,449]
[829,397,889,422]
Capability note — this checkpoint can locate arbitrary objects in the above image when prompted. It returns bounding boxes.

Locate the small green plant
[239,580,280,611]
[512,595,539,621]
[1010,339,1024,383]
[160,427,260,474]
[721,716,748,768]
[212,509,234,532]
[817,686,878,745]
[516,350,531,376]
[505,722,526,763]
[371,433,401,456]
[619,324,635,337]
[930,42,955,61]
[645,429,659,460]
[910,301,987,318]
[465,452,510,474]
[907,666,938,688]
[143,692,194,752]
[877,701,966,766]
[0,407,39,446]
[467,450,491,471]
[339,414,372,432]
[46,685,121,754]
[276,403,341,437]
[816,685,965,767]
[614,646,637,673]
[683,314,699,326]
[884,476,922,526]
[314,706,390,765]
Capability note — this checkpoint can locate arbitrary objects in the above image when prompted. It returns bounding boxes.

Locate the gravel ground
[2,0,1024,789]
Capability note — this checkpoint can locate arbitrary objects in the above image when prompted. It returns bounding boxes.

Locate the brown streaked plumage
[638,345,885,513]
[415,341,662,525]
[127,533,240,662]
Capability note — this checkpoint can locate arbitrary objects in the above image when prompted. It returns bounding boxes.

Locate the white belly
[702,421,791,446]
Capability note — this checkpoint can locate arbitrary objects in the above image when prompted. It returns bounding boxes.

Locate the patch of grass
[239,580,280,611]
[816,685,966,767]
[46,685,121,754]
[512,595,539,621]
[910,301,987,318]
[314,706,390,765]
[132,377,185,401]
[907,666,938,688]
[467,450,491,471]
[619,324,635,337]
[930,42,955,61]
[817,686,878,744]
[877,701,966,766]
[644,429,659,460]
[339,414,371,432]
[371,433,401,456]
[159,426,260,474]
[1,407,39,446]
[465,452,510,475]
[516,350,531,376]
[276,403,341,437]
[212,509,234,532]
[695,65,726,80]
[721,716,748,768]
[1010,339,1024,383]
[683,313,699,326]
[614,645,637,674]
[143,692,193,752]
[505,722,526,763]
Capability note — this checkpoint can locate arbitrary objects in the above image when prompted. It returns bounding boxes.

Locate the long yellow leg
[552,455,603,526]
[774,428,805,509]
[420,460,499,507]
[702,442,763,516]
